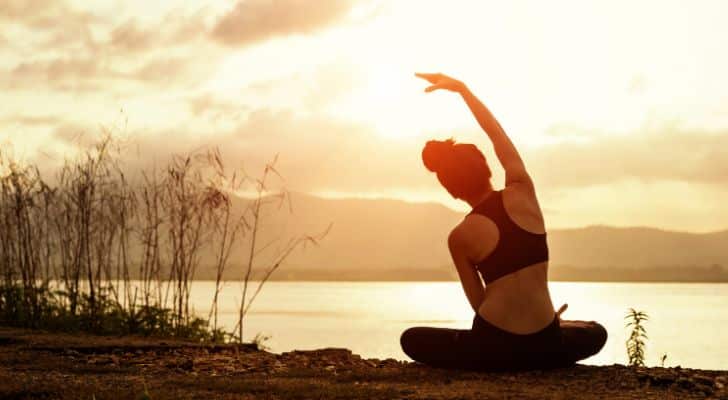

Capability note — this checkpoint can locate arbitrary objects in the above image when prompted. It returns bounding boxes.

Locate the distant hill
[194,192,728,282]
[549,226,728,269]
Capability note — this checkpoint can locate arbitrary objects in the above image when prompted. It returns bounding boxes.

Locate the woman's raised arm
[416,72,532,187]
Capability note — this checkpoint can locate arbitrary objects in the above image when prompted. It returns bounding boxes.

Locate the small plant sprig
[625,308,649,367]
[252,332,272,351]
[660,353,668,367]
[138,381,152,400]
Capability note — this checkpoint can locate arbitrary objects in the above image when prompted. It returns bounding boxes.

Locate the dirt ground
[0,326,725,400]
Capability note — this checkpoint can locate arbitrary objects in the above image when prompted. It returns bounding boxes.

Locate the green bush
[0,284,224,342]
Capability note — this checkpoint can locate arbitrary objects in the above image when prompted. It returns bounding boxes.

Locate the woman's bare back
[468,184,556,334]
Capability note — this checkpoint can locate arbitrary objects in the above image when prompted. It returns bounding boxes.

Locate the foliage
[138,382,152,400]
[660,353,668,367]
[625,308,649,367]
[252,332,272,351]
[0,133,324,344]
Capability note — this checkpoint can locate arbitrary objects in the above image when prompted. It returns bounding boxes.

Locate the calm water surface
[187,281,727,370]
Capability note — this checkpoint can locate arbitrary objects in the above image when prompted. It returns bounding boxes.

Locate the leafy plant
[625,308,649,367]
[252,332,272,351]
[138,382,152,400]
[660,353,668,367]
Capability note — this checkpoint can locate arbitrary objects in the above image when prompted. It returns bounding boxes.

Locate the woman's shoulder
[448,213,499,262]
[501,184,546,234]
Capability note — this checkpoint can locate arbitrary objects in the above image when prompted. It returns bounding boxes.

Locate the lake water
[187,281,727,370]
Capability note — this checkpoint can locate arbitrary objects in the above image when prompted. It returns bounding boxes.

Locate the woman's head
[422,139,492,200]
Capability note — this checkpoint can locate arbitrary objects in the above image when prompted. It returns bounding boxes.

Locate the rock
[637,370,677,387]
[165,357,194,371]
[695,384,713,396]
[676,377,699,391]
[381,358,400,367]
[693,374,714,387]
[87,355,114,365]
[63,349,80,356]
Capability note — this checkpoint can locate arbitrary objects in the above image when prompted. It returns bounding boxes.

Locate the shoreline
[1,326,725,399]
[105,278,728,283]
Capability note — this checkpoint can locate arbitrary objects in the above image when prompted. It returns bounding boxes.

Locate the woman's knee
[589,321,608,355]
[577,321,608,357]
[560,320,608,361]
[590,322,608,350]
[400,327,426,356]
[400,327,414,347]
[400,326,459,362]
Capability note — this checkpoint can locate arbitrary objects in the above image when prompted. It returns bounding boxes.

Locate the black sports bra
[468,190,549,284]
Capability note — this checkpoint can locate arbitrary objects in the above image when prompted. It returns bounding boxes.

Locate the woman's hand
[556,303,569,320]
[415,72,466,93]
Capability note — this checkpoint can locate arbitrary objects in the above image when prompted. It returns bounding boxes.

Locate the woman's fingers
[415,72,441,84]
[424,84,443,93]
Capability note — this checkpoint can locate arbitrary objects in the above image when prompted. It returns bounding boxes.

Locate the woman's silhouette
[400,72,607,370]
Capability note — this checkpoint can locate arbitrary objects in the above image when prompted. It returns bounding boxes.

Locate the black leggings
[400,314,607,371]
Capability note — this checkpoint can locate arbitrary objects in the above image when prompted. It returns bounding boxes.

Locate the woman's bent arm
[415,72,533,188]
[448,225,486,312]
[458,86,532,187]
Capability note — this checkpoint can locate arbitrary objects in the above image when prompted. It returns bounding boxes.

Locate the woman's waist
[478,284,555,334]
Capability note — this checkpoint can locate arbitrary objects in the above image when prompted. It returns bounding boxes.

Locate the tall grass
[0,134,322,343]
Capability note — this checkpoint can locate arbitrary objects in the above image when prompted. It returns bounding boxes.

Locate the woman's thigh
[400,326,516,369]
[400,326,479,368]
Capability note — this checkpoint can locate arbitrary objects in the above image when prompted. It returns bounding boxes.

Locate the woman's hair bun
[422,138,455,173]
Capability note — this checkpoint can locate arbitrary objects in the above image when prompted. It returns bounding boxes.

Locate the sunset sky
[2,0,728,232]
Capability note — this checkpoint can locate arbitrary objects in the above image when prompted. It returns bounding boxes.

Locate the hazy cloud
[0,0,100,51]
[2,55,115,92]
[0,1,219,91]
[212,0,357,46]
[108,13,209,54]
[0,0,65,20]
[0,114,63,127]
[527,127,728,188]
[48,107,425,195]
[12,57,101,81]
[3,52,213,90]
[188,94,249,121]
[131,56,188,84]
[109,20,156,53]
[39,110,728,197]
[52,122,98,146]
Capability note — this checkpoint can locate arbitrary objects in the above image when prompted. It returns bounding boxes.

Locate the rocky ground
[0,326,725,400]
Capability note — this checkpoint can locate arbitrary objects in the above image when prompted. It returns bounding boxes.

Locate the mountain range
[198,192,728,282]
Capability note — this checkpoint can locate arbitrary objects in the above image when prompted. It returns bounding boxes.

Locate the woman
[400,72,607,371]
